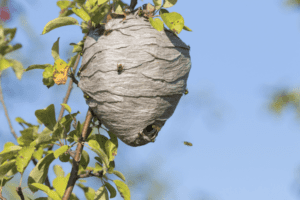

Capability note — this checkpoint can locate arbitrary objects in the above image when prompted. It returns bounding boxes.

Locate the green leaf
[53,165,65,178]
[16,146,35,173]
[91,3,110,24]
[28,152,56,193]
[2,43,22,55]
[43,76,55,88]
[5,162,18,177]
[54,145,69,159]
[30,127,53,148]
[104,182,116,198]
[79,150,90,169]
[0,58,12,71]
[108,131,118,147]
[51,37,60,61]
[159,8,169,15]
[149,17,164,32]
[33,146,44,160]
[160,12,184,34]
[115,4,124,15]
[61,103,72,113]
[70,44,83,53]
[94,162,103,172]
[105,140,117,162]
[59,9,74,17]
[42,17,79,35]
[52,124,65,141]
[15,117,38,128]
[81,21,89,33]
[52,173,70,198]
[72,7,91,22]
[17,126,39,146]
[75,0,86,4]
[94,186,109,200]
[95,134,108,152]
[57,1,72,9]
[107,161,114,173]
[68,53,78,70]
[77,183,96,200]
[88,140,109,168]
[42,65,54,79]
[162,0,177,8]
[25,64,52,72]
[58,111,80,135]
[153,0,162,10]
[112,170,125,181]
[59,151,70,162]
[10,59,24,80]
[98,0,109,5]
[183,25,192,31]
[30,183,61,200]
[3,28,16,42]
[113,180,130,200]
[67,121,82,143]
[35,104,56,131]
[0,160,16,178]
[0,176,14,187]
[0,143,22,165]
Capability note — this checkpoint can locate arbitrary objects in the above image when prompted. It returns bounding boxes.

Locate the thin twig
[58,53,81,122]
[45,36,85,191]
[62,108,93,200]
[0,72,18,140]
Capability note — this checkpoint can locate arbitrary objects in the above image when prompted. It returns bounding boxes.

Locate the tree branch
[0,72,18,140]
[62,108,93,200]
[16,187,24,200]
[129,0,137,11]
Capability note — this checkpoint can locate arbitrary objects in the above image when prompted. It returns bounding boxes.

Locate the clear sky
[2,0,300,199]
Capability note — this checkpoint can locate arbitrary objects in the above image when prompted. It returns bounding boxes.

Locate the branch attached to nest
[130,0,137,11]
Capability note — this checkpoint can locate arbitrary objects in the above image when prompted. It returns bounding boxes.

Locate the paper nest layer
[78,10,191,147]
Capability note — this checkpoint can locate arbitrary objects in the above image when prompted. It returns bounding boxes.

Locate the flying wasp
[183,141,193,146]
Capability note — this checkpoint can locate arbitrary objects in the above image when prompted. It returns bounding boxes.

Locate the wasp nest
[78,9,191,147]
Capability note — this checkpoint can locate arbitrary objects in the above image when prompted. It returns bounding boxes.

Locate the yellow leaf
[53,59,69,85]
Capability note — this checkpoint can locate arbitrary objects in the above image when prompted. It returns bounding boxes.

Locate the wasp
[184,89,188,95]
[117,63,124,74]
[184,141,193,146]
[83,93,90,99]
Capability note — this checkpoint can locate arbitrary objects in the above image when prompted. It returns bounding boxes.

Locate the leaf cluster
[41,0,192,37]
[0,103,130,199]
[0,25,24,80]
[25,37,78,88]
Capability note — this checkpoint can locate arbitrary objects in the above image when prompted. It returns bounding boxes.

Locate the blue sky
[2,0,300,199]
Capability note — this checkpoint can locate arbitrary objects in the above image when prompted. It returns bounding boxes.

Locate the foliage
[0,25,24,79]
[0,0,193,199]
[269,89,300,118]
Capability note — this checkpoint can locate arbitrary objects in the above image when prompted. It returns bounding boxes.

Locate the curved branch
[0,72,18,140]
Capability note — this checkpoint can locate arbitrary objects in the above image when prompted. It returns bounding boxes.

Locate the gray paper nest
[78,9,191,147]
